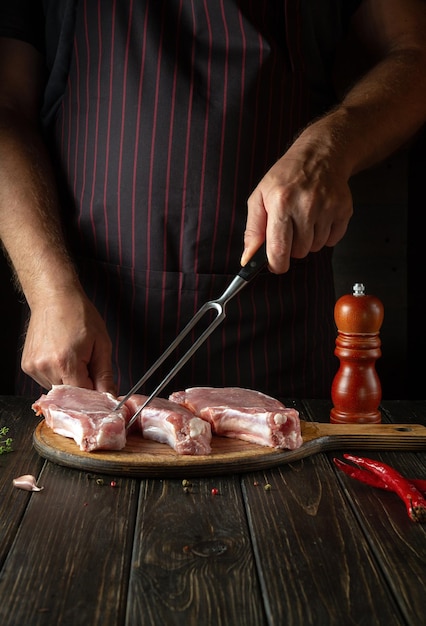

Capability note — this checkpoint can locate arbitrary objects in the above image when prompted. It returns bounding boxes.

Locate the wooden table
[0,397,425,626]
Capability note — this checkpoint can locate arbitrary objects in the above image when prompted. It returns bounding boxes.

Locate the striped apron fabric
[16,0,351,398]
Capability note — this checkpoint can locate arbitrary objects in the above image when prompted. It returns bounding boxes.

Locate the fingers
[22,343,116,394]
[244,186,301,274]
[87,338,117,395]
[244,185,301,274]
[21,295,117,394]
[244,173,353,274]
[322,217,351,248]
[22,346,93,390]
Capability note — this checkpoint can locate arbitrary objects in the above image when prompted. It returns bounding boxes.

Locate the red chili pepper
[334,457,426,494]
[334,457,390,490]
[410,478,426,493]
[334,454,426,523]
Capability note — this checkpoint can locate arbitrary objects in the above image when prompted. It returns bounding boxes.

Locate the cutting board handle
[303,422,426,451]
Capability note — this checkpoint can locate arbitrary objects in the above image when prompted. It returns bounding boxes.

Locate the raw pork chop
[32,385,129,452]
[124,395,212,455]
[169,387,303,450]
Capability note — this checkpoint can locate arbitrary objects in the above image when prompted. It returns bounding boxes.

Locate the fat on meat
[169,387,303,450]
[32,385,129,452]
[124,395,212,455]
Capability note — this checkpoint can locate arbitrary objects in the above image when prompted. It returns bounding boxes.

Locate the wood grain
[0,397,45,568]
[127,477,264,626]
[330,448,426,624]
[32,418,426,477]
[1,398,425,626]
[241,458,405,626]
[0,461,138,626]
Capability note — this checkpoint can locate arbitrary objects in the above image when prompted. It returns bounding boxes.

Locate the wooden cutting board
[33,419,426,477]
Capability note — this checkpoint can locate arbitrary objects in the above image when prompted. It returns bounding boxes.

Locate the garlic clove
[13,474,44,492]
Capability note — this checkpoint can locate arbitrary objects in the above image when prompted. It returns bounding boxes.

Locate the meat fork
[116,245,268,430]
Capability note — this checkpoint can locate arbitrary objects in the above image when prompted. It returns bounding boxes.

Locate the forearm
[243,7,426,273]
[0,107,80,308]
[298,45,426,181]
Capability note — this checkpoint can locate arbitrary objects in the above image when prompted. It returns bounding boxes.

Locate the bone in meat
[124,395,212,455]
[169,387,303,450]
[32,385,129,451]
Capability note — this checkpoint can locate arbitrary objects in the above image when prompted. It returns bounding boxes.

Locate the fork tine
[117,301,223,410]
[116,244,267,427]
[124,303,225,429]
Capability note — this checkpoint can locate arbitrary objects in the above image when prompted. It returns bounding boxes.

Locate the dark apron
[17,0,359,398]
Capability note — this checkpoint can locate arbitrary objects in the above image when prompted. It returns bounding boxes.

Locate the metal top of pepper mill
[353,283,365,296]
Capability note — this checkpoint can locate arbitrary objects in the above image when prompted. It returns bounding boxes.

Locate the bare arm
[0,38,115,393]
[242,0,426,273]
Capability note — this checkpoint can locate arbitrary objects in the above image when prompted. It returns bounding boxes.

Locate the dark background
[332,127,425,400]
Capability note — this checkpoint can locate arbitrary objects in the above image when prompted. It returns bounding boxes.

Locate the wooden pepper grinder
[330,283,384,424]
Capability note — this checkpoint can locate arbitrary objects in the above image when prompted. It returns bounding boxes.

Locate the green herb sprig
[0,426,13,455]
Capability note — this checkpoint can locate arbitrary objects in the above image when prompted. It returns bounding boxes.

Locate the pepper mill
[330,283,384,424]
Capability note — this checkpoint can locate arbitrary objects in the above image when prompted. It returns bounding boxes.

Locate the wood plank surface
[241,456,405,626]
[327,399,426,626]
[0,462,139,626]
[330,448,426,626]
[126,476,266,626]
[0,397,425,626]
[0,397,44,567]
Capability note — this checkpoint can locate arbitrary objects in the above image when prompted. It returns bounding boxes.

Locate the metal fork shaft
[116,244,267,429]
